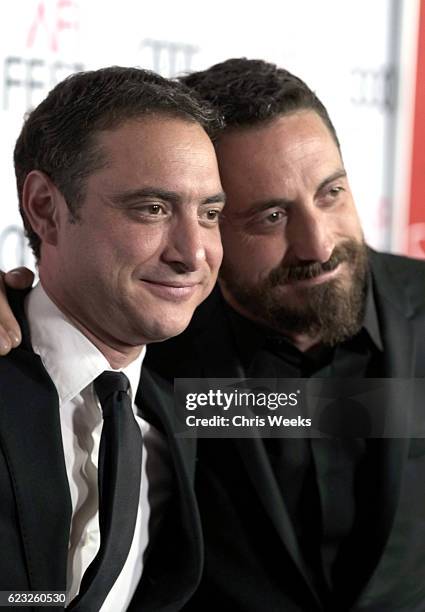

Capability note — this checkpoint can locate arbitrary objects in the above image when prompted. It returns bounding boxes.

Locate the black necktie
[69,371,143,611]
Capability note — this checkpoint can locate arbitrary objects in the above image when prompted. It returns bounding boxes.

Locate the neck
[67,321,143,369]
[41,282,144,369]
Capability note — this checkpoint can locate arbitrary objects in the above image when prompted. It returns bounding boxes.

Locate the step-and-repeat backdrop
[0,0,423,269]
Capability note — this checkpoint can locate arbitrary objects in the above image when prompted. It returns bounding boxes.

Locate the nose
[161,215,206,273]
[287,206,335,263]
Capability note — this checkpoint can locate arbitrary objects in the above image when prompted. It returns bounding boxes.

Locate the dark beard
[219,240,369,346]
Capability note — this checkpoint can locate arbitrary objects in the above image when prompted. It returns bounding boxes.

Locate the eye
[200,208,222,225]
[130,202,170,222]
[253,209,286,227]
[145,204,164,215]
[320,185,345,207]
[245,208,287,234]
[326,185,345,200]
[136,203,168,216]
[199,204,225,226]
[265,210,285,223]
[206,209,219,220]
[329,186,344,196]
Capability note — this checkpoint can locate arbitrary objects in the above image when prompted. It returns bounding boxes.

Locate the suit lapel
[0,345,71,592]
[139,367,198,484]
[373,253,415,556]
[133,368,202,611]
[371,250,416,378]
[373,272,413,573]
[336,253,414,609]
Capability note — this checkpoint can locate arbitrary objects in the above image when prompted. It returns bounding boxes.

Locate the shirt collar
[25,283,145,405]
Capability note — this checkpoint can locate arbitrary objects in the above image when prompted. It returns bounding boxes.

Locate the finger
[4,267,35,290]
[0,272,23,352]
[0,330,13,356]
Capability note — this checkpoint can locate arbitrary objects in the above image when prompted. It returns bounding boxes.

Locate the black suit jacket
[147,250,425,612]
[0,290,202,612]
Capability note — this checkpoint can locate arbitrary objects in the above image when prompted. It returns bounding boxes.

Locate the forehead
[215,110,342,195]
[91,115,221,193]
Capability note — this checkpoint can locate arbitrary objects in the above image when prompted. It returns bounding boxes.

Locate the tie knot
[94,371,130,407]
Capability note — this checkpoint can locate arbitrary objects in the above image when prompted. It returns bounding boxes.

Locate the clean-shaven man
[0,66,225,611]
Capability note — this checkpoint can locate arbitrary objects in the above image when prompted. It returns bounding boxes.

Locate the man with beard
[2,59,425,612]
[150,59,425,612]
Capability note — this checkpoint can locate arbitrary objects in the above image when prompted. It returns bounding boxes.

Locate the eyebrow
[231,168,348,220]
[110,187,226,207]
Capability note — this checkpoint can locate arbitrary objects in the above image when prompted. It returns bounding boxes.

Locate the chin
[143,315,194,344]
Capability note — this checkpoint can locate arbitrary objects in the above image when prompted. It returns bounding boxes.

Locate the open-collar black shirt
[223,283,384,602]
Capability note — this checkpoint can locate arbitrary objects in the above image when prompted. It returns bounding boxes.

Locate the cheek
[223,234,286,280]
[220,224,254,258]
[336,200,363,239]
[97,224,165,266]
[336,213,363,242]
[221,232,249,276]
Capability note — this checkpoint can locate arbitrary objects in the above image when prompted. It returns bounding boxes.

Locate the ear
[21,170,63,247]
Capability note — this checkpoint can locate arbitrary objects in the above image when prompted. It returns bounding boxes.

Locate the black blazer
[147,250,425,612]
[0,290,202,612]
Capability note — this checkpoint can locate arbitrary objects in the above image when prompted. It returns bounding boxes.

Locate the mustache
[269,241,363,285]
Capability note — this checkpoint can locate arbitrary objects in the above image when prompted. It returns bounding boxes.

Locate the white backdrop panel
[0,0,399,269]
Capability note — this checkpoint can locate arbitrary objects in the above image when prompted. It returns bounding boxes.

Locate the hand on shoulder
[0,267,34,354]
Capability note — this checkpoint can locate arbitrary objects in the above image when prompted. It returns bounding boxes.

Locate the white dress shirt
[25,283,172,611]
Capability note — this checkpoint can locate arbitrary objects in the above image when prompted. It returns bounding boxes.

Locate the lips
[139,279,202,301]
[284,264,342,287]
[142,280,200,288]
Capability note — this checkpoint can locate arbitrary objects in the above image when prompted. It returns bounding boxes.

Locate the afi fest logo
[27,0,79,53]
[3,0,83,112]
[1,1,82,269]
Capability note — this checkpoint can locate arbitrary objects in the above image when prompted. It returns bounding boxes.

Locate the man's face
[215,110,368,345]
[42,116,224,347]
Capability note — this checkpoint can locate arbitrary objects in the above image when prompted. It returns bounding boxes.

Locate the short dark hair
[14,65,221,260]
[180,58,339,147]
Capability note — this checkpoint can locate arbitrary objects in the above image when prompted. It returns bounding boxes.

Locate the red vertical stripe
[408,0,425,257]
